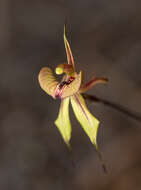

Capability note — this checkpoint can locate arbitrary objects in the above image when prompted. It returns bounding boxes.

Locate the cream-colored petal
[71,93,99,148]
[55,97,71,148]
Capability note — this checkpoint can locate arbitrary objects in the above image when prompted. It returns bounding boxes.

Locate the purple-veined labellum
[55,76,75,98]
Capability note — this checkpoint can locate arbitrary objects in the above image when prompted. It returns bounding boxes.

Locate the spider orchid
[38,27,108,150]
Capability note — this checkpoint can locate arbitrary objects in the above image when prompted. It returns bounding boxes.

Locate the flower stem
[83,93,141,122]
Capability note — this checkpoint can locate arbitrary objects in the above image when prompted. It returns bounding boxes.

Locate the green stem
[83,93,141,123]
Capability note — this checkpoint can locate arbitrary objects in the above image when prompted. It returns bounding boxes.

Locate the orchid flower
[38,27,108,150]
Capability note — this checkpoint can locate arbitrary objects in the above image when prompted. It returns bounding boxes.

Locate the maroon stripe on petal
[74,94,89,121]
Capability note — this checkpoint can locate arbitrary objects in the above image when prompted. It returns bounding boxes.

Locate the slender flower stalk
[38,27,108,159]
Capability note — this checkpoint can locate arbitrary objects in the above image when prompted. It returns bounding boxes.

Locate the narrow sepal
[55,97,72,148]
[80,77,108,93]
[71,93,99,147]
[38,67,59,98]
[64,26,75,69]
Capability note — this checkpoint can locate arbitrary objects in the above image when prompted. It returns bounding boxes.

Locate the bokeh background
[0,0,141,189]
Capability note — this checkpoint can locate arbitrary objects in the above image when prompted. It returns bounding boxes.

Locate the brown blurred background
[0,0,141,189]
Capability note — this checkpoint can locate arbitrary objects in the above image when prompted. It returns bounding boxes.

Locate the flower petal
[55,97,71,148]
[79,77,108,93]
[64,26,75,69]
[61,71,82,99]
[38,67,59,98]
[71,93,99,148]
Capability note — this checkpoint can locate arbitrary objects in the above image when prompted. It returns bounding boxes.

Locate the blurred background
[0,0,141,189]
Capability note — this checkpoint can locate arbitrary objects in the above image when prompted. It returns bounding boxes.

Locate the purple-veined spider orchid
[38,27,108,154]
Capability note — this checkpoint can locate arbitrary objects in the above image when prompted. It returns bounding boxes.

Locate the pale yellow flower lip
[38,66,82,99]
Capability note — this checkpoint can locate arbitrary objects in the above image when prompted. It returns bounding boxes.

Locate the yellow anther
[55,63,74,76]
[55,67,63,75]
